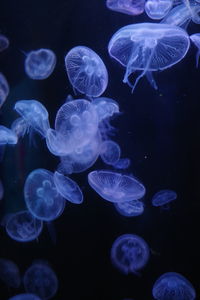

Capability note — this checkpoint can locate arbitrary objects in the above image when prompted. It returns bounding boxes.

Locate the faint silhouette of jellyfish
[115,200,144,217]
[0,72,9,108]
[145,0,173,20]
[111,234,150,274]
[92,97,119,121]
[0,179,4,200]
[25,48,56,80]
[23,261,58,299]
[0,126,18,145]
[24,169,65,221]
[14,100,50,137]
[190,33,200,67]
[53,171,83,204]
[0,258,21,288]
[65,46,108,97]
[151,189,177,207]
[152,272,196,300]
[114,158,131,170]
[88,170,146,202]
[108,23,190,91]
[11,117,29,138]
[9,294,41,300]
[0,34,9,52]
[100,140,121,166]
[106,0,145,15]
[5,211,43,242]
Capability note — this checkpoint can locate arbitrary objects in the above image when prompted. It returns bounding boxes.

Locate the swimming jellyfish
[151,189,177,207]
[0,258,21,288]
[11,117,29,138]
[9,294,41,300]
[108,23,190,91]
[113,158,131,170]
[145,0,173,20]
[111,234,150,274]
[115,199,144,217]
[0,34,9,52]
[91,97,119,121]
[100,140,121,166]
[0,125,18,145]
[190,33,200,67]
[65,46,108,97]
[106,0,145,15]
[0,72,9,108]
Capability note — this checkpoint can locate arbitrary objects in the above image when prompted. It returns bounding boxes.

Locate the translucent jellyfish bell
[108,23,190,91]
[0,34,9,52]
[92,97,119,121]
[11,117,29,138]
[0,126,18,145]
[190,33,200,67]
[114,158,131,170]
[115,200,144,217]
[145,0,173,20]
[88,170,146,203]
[111,234,150,274]
[152,272,196,300]
[100,140,121,166]
[0,72,9,108]
[65,46,108,97]
[9,294,42,300]
[25,48,56,80]
[106,0,145,15]
[0,258,21,288]
[151,189,177,207]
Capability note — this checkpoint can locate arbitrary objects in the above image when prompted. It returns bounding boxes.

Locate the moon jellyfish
[111,234,150,274]
[0,126,18,145]
[25,48,56,80]
[53,171,83,204]
[152,272,196,300]
[0,72,9,108]
[5,211,43,242]
[190,33,200,67]
[100,140,121,166]
[65,46,108,97]
[0,179,4,200]
[0,34,9,52]
[23,262,58,300]
[11,117,29,138]
[108,23,190,91]
[9,294,41,300]
[114,158,131,170]
[0,258,21,288]
[115,200,144,217]
[92,97,119,121]
[14,100,50,137]
[145,0,173,20]
[24,169,65,221]
[88,170,146,203]
[106,0,145,15]
[151,189,177,207]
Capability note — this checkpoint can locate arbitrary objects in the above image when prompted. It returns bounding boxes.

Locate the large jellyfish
[0,72,9,108]
[0,126,18,145]
[151,189,177,207]
[106,0,145,16]
[145,0,173,20]
[108,23,190,91]
[0,258,21,288]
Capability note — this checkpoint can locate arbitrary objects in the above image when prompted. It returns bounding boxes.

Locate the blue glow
[106,0,145,15]
[11,117,29,138]
[9,294,41,300]
[0,34,9,52]
[151,189,177,207]
[100,140,121,166]
[0,258,21,288]
[190,33,200,67]
[113,158,131,170]
[92,97,119,121]
[0,125,18,145]
[0,179,3,200]
[145,0,173,20]
[115,200,144,217]
[0,72,9,108]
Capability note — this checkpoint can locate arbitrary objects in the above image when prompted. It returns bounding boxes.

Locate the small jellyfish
[113,158,131,170]
[190,33,200,67]
[11,117,29,138]
[106,0,145,15]
[0,125,18,145]
[24,169,65,221]
[0,258,21,288]
[65,46,108,97]
[115,200,144,217]
[23,261,58,300]
[151,189,177,207]
[0,179,4,200]
[145,0,173,20]
[152,272,196,300]
[9,294,41,300]
[88,170,146,203]
[25,48,56,80]
[5,211,43,242]
[92,97,119,121]
[100,140,121,166]
[111,234,150,274]
[0,72,9,108]
[0,34,9,52]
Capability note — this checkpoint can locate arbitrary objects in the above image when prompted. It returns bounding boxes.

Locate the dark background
[0,1,200,299]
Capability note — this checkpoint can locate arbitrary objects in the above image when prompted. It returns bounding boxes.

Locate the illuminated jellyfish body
[25,48,56,80]
[106,0,145,15]
[11,117,29,138]
[115,200,144,217]
[108,23,190,91]
[92,97,119,121]
[5,211,43,242]
[14,100,50,137]
[0,179,4,200]
[0,34,9,52]
[100,140,121,166]
[114,158,131,170]
[9,294,41,300]
[0,258,21,288]
[151,189,177,207]
[24,169,65,221]
[190,33,200,67]
[0,72,9,108]
[145,0,173,20]
[88,170,146,203]
[53,171,83,204]
[152,272,196,300]
[111,234,150,274]
[65,46,108,97]
[23,261,58,300]
[0,126,18,145]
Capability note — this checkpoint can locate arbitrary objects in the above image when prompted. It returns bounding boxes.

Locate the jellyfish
[0,258,21,288]
[23,261,58,300]
[0,72,9,108]
[25,48,56,80]
[111,234,150,274]
[115,200,144,217]
[24,169,66,221]
[14,100,50,137]
[5,211,43,242]
[11,117,29,138]
[100,140,121,166]
[151,189,177,207]
[88,170,146,203]
[106,0,145,15]
[145,0,173,20]
[152,272,196,300]
[0,125,18,145]
[65,46,108,97]
[0,34,9,52]
[0,179,4,200]
[91,97,119,121]
[113,158,131,170]
[9,294,41,300]
[190,33,200,67]
[108,23,190,91]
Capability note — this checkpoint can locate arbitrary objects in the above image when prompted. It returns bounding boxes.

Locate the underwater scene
[1,0,200,299]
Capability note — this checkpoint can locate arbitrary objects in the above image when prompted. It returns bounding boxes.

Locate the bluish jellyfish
[190,33,200,67]
[152,272,196,300]
[151,189,177,207]
[100,140,121,166]
[53,171,83,204]
[65,46,108,97]
[23,261,58,299]
[0,34,9,52]
[0,258,21,288]
[0,72,9,108]
[108,23,190,91]
[115,200,144,217]
[114,158,131,170]
[111,234,150,274]
[24,169,65,221]
[88,170,146,203]
[0,126,18,145]
[106,0,145,15]
[92,97,119,121]
[0,179,4,200]
[14,100,50,137]
[5,211,43,242]
[11,117,29,138]
[9,294,41,300]
[25,48,56,80]
[145,0,173,20]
